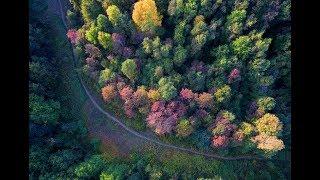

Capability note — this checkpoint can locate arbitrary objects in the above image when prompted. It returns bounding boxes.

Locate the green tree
[98,68,115,86]
[231,35,251,60]
[98,31,113,50]
[29,94,60,125]
[173,20,189,45]
[80,0,103,23]
[176,119,194,137]
[121,59,138,81]
[85,23,99,44]
[106,5,122,26]
[173,45,187,67]
[74,155,107,178]
[257,97,276,112]
[100,164,130,180]
[190,15,209,55]
[97,14,112,32]
[187,71,206,92]
[158,77,177,101]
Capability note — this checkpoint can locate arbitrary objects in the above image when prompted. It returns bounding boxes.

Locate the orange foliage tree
[132,0,162,32]
[101,84,117,102]
[196,92,213,108]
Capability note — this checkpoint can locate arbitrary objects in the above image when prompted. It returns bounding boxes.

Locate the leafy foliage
[64,0,292,177]
[132,0,162,32]
[121,59,138,81]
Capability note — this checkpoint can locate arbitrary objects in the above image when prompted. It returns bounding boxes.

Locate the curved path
[56,0,288,162]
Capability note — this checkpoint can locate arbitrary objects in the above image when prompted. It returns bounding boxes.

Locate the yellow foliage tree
[132,0,162,32]
[255,113,283,136]
[147,89,161,102]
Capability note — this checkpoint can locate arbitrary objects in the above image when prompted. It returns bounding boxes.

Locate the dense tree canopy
[29,0,292,177]
[60,0,291,178]
[69,0,291,157]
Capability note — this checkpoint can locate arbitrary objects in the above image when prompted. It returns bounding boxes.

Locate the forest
[29,0,291,179]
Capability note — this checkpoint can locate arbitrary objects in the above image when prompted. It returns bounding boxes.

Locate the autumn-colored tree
[180,88,194,101]
[228,68,241,83]
[146,100,186,135]
[85,57,98,67]
[211,135,229,148]
[214,85,231,103]
[251,134,284,153]
[148,89,161,102]
[255,113,283,136]
[209,110,238,148]
[240,122,254,136]
[67,29,79,44]
[119,86,135,117]
[232,130,245,143]
[101,84,117,102]
[120,86,134,101]
[196,92,213,109]
[132,0,162,32]
[112,33,126,53]
[84,44,101,58]
[71,0,291,160]
[133,86,149,107]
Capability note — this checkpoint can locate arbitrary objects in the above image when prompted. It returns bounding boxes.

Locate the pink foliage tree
[211,135,229,148]
[146,100,186,135]
[180,88,195,101]
[85,44,101,58]
[228,68,241,83]
[210,111,238,148]
[67,29,79,44]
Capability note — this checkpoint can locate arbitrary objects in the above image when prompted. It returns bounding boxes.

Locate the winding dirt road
[54,0,288,162]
